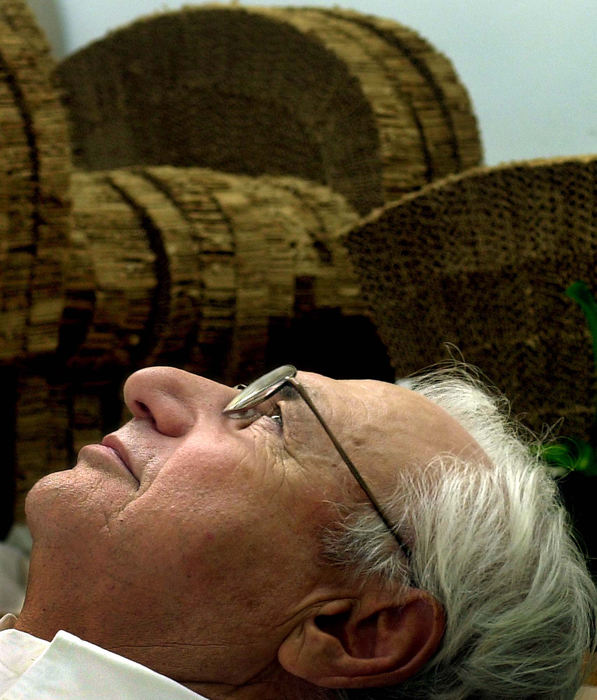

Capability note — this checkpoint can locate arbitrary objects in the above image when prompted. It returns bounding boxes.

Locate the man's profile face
[22,366,475,681]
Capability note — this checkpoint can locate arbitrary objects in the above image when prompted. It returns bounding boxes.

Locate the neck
[15,606,332,700]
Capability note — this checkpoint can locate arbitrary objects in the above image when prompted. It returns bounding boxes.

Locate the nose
[123,366,234,437]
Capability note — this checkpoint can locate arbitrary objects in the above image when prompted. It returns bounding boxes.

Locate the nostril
[134,400,158,428]
[136,400,151,417]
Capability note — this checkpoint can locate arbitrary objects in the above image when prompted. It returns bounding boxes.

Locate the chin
[24,470,71,532]
[24,468,100,541]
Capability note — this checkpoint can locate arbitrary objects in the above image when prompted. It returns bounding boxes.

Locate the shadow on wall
[26,0,66,58]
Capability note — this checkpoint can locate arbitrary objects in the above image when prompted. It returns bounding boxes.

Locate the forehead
[296,371,481,474]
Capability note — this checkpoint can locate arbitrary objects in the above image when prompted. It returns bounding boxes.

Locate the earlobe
[278,588,445,689]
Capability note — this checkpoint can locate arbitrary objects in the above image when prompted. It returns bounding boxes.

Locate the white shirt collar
[0,615,207,699]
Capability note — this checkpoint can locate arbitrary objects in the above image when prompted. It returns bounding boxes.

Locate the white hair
[324,368,597,699]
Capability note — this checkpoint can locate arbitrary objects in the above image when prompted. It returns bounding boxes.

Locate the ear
[278,585,444,689]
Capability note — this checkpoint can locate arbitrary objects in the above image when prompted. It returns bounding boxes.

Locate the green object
[541,281,597,476]
[566,281,597,381]
[541,437,597,477]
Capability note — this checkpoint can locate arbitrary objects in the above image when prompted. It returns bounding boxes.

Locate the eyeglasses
[223,365,410,558]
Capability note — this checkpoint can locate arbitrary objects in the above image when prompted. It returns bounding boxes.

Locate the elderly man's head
[16,366,597,698]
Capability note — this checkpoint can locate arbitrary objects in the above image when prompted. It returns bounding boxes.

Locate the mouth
[101,435,139,483]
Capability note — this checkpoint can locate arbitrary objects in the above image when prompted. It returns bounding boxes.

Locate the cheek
[116,476,309,590]
[103,435,332,592]
[106,497,290,624]
[111,463,257,574]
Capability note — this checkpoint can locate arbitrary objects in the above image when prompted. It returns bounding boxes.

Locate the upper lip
[101,434,139,482]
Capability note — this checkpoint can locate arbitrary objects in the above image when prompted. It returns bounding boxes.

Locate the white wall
[27,0,597,167]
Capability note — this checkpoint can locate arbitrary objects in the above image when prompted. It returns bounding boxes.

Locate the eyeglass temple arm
[288,378,410,557]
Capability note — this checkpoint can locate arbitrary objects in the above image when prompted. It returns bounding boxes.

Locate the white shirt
[0,615,207,699]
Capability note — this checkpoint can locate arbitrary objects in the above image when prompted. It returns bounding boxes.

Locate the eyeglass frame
[223,364,410,558]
